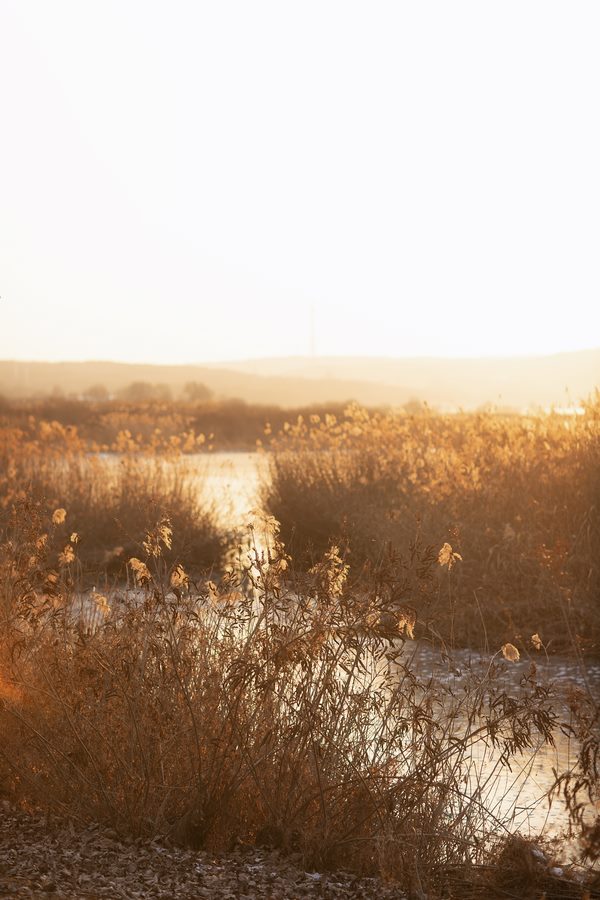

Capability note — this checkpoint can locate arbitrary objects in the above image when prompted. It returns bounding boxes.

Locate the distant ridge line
[0,349,598,410]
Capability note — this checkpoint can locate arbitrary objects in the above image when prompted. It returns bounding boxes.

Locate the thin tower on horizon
[309,304,316,358]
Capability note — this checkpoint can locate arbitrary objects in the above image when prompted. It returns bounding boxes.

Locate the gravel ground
[0,803,406,899]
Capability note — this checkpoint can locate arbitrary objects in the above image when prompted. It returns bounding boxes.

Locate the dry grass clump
[0,509,578,892]
[0,418,224,579]
[263,397,600,653]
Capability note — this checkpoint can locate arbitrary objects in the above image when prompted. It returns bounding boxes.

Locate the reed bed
[0,417,223,580]
[0,407,598,894]
[0,394,352,451]
[0,509,598,894]
[264,396,600,654]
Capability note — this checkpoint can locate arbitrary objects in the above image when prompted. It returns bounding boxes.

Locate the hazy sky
[1,1,599,364]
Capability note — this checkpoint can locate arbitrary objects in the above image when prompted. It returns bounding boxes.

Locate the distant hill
[0,360,410,407]
[0,350,598,410]
[211,350,600,409]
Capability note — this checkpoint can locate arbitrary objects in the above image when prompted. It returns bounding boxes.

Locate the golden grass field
[264,397,600,654]
[0,396,598,895]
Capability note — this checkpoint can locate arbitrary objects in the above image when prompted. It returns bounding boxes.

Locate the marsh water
[192,451,600,849]
[81,451,598,852]
[194,450,269,530]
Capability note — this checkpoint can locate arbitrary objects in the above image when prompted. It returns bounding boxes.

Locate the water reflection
[193,451,268,529]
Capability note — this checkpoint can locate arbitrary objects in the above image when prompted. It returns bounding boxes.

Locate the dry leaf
[501,643,520,662]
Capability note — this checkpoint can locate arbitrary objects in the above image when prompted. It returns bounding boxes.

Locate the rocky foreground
[0,803,406,899]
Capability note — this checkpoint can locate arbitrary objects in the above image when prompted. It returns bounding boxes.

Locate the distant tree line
[80,380,214,404]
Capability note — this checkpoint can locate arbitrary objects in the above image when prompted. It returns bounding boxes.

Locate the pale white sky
[0,1,599,365]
